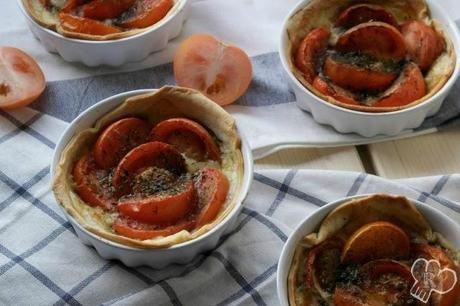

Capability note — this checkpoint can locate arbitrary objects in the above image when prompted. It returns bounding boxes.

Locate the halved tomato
[113,216,194,240]
[341,221,410,263]
[117,178,195,224]
[336,4,399,29]
[374,63,426,107]
[118,0,173,28]
[174,34,253,106]
[312,76,360,106]
[295,28,330,84]
[112,141,186,193]
[82,0,136,20]
[323,56,398,91]
[412,243,460,306]
[73,153,115,210]
[194,167,229,227]
[401,21,446,71]
[0,47,46,110]
[93,117,151,169]
[59,13,122,35]
[151,118,220,162]
[335,22,406,61]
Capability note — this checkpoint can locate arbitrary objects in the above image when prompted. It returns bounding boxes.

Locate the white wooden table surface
[255,126,460,178]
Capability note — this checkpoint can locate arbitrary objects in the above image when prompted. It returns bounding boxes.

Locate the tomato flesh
[174,34,253,106]
[93,117,150,169]
[113,216,194,240]
[312,76,359,106]
[336,4,399,28]
[112,141,186,193]
[0,47,46,110]
[59,13,122,35]
[194,167,229,227]
[151,118,220,162]
[82,0,136,20]
[73,153,115,210]
[118,0,173,28]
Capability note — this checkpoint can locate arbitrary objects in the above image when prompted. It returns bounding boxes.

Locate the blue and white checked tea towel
[0,107,460,305]
[3,0,460,159]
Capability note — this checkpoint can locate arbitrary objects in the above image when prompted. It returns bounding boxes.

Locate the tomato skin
[73,153,114,210]
[93,117,150,169]
[151,118,220,162]
[412,244,460,306]
[0,47,46,110]
[113,216,194,240]
[112,141,186,193]
[194,167,229,227]
[174,34,253,106]
[295,28,330,84]
[82,0,136,20]
[312,76,360,106]
[59,13,122,35]
[61,0,88,13]
[336,4,399,29]
[117,179,195,224]
[118,0,173,28]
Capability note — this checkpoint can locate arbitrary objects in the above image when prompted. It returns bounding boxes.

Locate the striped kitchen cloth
[0,107,459,305]
[3,0,460,159]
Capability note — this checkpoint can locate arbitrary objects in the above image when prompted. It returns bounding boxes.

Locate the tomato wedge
[151,118,220,162]
[323,56,397,91]
[113,216,194,240]
[336,4,399,29]
[335,22,406,62]
[174,34,253,106]
[412,243,460,306]
[0,47,45,110]
[295,28,330,84]
[82,0,136,20]
[117,178,195,224]
[194,167,229,227]
[59,13,122,35]
[312,76,360,106]
[73,153,115,210]
[342,221,410,263]
[401,21,446,71]
[112,141,186,193]
[118,0,173,28]
[93,117,150,169]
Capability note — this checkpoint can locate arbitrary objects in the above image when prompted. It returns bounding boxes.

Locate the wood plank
[255,146,365,171]
[368,128,460,178]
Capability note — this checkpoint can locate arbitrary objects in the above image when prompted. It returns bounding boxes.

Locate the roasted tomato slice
[401,21,446,71]
[0,47,46,110]
[118,0,173,28]
[412,243,460,306]
[60,0,89,13]
[295,28,330,84]
[151,118,220,162]
[194,167,229,227]
[335,22,406,62]
[336,4,398,28]
[93,117,150,169]
[375,63,426,108]
[323,55,398,91]
[304,239,343,297]
[113,216,194,240]
[341,221,410,263]
[174,34,253,106]
[112,141,186,193]
[59,13,122,35]
[73,153,115,210]
[334,260,415,305]
[81,0,136,20]
[117,172,195,224]
[312,76,360,106]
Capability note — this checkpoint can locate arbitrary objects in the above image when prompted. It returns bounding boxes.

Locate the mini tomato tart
[285,0,456,112]
[287,194,460,306]
[22,0,177,40]
[52,86,243,248]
